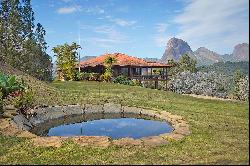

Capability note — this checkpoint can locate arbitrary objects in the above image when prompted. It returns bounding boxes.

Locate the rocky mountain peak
[161,37,194,63]
[232,43,249,62]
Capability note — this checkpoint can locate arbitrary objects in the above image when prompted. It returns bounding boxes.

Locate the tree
[102,55,117,82]
[178,54,197,73]
[0,0,52,81]
[53,42,81,81]
[167,59,179,76]
[232,69,244,100]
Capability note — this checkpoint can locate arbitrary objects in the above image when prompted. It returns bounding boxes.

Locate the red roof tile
[80,53,171,67]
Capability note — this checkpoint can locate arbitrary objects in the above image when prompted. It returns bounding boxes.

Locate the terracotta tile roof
[80,53,171,67]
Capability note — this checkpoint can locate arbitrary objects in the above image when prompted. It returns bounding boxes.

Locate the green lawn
[0,81,249,165]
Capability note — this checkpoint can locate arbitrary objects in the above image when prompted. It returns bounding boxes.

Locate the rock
[63,105,84,116]
[4,109,18,116]
[2,112,14,119]
[164,133,185,140]
[73,136,111,148]
[32,137,64,148]
[160,37,195,63]
[232,43,249,62]
[17,130,37,138]
[103,103,122,113]
[112,138,142,147]
[3,105,16,110]
[122,106,142,114]
[173,126,191,136]
[12,114,33,130]
[85,104,104,114]
[141,136,168,147]
[141,109,157,117]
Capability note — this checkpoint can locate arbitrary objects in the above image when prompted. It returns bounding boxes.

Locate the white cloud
[57,6,79,14]
[87,25,130,48]
[154,23,170,47]
[155,23,169,33]
[84,6,105,14]
[111,18,137,27]
[57,5,105,15]
[174,0,249,54]
[154,34,170,47]
[99,15,137,27]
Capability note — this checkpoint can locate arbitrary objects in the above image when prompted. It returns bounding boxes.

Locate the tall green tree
[53,42,80,81]
[167,59,178,76]
[0,0,52,81]
[178,54,197,73]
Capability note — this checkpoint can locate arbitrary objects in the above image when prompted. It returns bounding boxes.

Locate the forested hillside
[198,61,249,76]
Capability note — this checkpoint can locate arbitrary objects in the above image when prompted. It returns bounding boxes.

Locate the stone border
[0,103,191,148]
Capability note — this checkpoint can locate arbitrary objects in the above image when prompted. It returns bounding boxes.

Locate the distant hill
[198,61,249,76]
[160,37,249,66]
[80,56,96,61]
[194,47,224,66]
[144,57,159,62]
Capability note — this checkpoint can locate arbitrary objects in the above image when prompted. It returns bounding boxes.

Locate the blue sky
[31,0,249,62]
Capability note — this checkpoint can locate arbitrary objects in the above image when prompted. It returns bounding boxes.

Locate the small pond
[31,113,173,139]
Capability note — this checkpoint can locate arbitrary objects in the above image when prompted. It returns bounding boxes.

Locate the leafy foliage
[0,72,35,113]
[12,88,34,111]
[198,61,249,76]
[178,54,197,73]
[52,42,80,81]
[0,72,25,99]
[101,68,112,82]
[113,75,131,85]
[167,54,197,76]
[102,56,117,82]
[76,72,100,81]
[0,0,52,81]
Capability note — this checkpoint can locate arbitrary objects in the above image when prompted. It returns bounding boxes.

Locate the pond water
[31,113,173,139]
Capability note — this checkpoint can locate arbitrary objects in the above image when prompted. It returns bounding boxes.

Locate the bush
[0,72,35,113]
[101,69,112,82]
[0,73,25,99]
[235,76,249,101]
[130,79,142,86]
[113,75,131,85]
[167,71,229,98]
[76,72,100,81]
[12,88,34,112]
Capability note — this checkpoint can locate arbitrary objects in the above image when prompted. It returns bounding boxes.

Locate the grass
[0,80,249,165]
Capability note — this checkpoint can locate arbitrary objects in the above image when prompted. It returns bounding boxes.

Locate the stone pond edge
[0,103,191,148]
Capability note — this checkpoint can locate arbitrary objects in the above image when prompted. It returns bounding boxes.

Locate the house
[79,53,172,89]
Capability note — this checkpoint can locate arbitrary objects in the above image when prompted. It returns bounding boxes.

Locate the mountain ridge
[160,37,249,66]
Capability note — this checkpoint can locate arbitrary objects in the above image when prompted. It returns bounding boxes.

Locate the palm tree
[104,55,117,68]
[102,55,117,82]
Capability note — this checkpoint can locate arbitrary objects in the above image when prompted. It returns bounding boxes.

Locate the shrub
[0,72,35,113]
[167,71,229,98]
[101,69,112,82]
[130,79,142,86]
[12,88,34,112]
[0,73,25,99]
[113,75,131,85]
[236,76,249,101]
